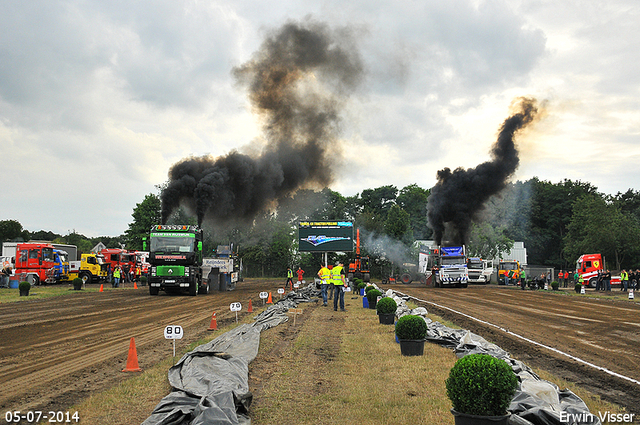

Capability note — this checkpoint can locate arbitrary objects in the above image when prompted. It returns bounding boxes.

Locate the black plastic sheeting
[142,288,319,425]
[144,283,600,425]
[390,290,601,425]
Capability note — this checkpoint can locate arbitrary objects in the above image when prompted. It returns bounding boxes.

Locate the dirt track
[388,283,640,415]
[1,280,639,419]
[0,279,282,415]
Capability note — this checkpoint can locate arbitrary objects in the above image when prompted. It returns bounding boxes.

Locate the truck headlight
[151,267,156,277]
[184,268,189,276]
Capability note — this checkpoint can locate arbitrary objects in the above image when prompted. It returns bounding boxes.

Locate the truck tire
[149,286,159,295]
[588,277,597,288]
[189,280,198,296]
[400,273,412,284]
[80,272,92,284]
[198,281,209,295]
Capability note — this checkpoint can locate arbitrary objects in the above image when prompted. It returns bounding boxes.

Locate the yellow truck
[498,260,520,285]
[67,253,108,283]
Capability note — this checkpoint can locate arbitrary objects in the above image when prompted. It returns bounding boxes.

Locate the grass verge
[0,285,103,303]
[60,295,625,425]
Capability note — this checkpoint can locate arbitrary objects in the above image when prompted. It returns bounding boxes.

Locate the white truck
[467,257,493,284]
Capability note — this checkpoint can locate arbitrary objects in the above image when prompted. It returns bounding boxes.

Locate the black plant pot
[398,339,425,356]
[451,409,510,425]
[378,312,395,325]
[367,298,377,309]
[19,289,29,297]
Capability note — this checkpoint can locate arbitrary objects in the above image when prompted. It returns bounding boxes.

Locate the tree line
[2,178,639,277]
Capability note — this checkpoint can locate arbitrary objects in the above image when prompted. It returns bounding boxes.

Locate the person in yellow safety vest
[621,269,629,292]
[113,266,121,288]
[317,264,331,306]
[331,261,347,312]
[286,267,294,291]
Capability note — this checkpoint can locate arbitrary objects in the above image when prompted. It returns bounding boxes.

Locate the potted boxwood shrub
[575,283,582,294]
[551,281,559,291]
[357,280,366,295]
[445,353,518,425]
[72,277,84,291]
[395,314,427,356]
[19,281,31,297]
[366,289,382,310]
[376,296,397,324]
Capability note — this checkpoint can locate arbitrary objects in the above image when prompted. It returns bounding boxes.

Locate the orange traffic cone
[248,298,253,312]
[208,312,218,331]
[99,284,104,292]
[134,281,138,289]
[122,337,142,372]
[267,292,273,304]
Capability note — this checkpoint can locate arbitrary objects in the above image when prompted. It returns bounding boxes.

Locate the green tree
[527,178,598,268]
[357,185,398,233]
[384,205,413,245]
[396,184,431,239]
[125,193,162,250]
[564,194,640,270]
[60,231,93,254]
[0,220,30,242]
[468,222,514,260]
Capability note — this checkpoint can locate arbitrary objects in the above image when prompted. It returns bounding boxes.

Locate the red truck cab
[576,253,621,288]
[15,242,57,285]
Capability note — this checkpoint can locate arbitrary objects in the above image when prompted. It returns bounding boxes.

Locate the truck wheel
[400,273,412,284]
[588,277,597,288]
[189,281,198,296]
[80,272,91,284]
[198,282,209,295]
[149,286,159,295]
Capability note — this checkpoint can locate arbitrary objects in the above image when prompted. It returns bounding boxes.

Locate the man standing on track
[332,261,346,312]
[296,267,305,285]
[317,264,331,306]
[286,267,294,291]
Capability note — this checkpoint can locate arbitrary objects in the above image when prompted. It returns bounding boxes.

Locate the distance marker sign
[164,325,183,357]
[164,325,183,339]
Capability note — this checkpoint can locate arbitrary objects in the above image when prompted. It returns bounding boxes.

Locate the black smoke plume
[427,97,540,246]
[161,20,363,225]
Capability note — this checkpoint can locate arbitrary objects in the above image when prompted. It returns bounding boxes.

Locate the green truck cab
[145,225,207,296]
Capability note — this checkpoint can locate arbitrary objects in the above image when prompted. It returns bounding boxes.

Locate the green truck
[144,225,208,296]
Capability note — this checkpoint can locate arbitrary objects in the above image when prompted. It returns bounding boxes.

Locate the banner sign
[298,221,353,252]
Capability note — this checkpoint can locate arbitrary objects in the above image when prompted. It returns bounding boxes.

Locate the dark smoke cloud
[161,20,363,225]
[427,97,540,246]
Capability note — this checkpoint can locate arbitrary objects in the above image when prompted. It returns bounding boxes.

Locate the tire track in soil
[391,284,640,415]
[0,279,282,415]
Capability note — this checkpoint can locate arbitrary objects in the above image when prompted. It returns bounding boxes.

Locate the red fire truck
[576,253,621,288]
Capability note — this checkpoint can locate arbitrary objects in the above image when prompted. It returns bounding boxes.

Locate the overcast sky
[1,0,638,237]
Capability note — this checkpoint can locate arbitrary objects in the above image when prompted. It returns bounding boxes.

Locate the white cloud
[0,0,638,237]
